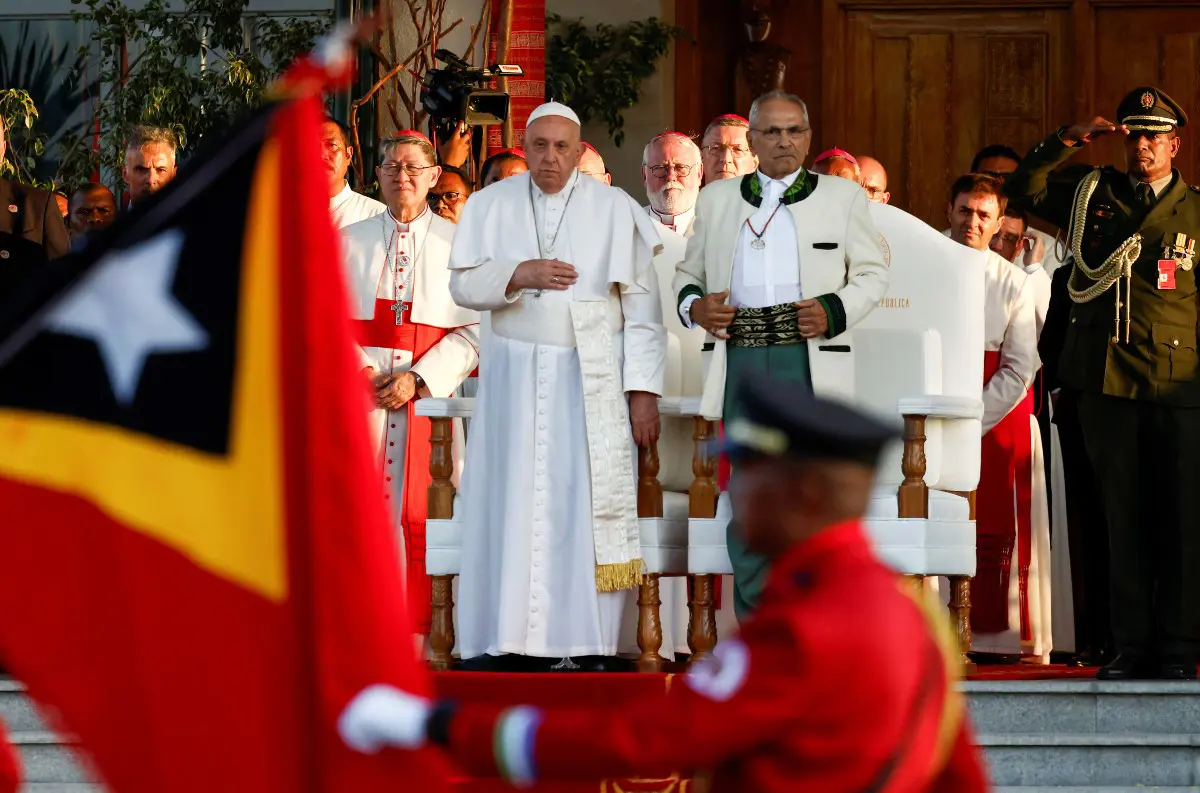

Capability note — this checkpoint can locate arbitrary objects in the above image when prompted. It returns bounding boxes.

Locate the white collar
[756,167,804,191]
[385,204,432,232]
[646,204,695,232]
[330,182,353,208]
[533,168,581,200]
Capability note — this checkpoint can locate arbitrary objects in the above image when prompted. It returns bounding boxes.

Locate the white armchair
[418,395,702,672]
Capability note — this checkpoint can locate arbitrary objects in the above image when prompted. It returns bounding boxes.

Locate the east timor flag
[0,65,447,793]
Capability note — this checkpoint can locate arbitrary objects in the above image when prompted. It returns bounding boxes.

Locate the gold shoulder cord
[1066,169,1142,343]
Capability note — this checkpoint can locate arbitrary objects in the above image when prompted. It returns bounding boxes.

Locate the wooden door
[1086,3,1200,182]
[823,1,1076,227]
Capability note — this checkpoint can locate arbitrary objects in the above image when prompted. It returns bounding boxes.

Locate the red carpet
[965,664,1098,681]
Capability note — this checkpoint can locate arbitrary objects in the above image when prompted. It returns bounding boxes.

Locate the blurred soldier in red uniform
[336,378,991,792]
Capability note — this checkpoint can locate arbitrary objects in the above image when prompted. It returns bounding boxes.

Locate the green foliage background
[544,13,685,147]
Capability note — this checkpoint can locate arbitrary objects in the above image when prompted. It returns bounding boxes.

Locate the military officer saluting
[1007,86,1200,680]
[335,378,990,792]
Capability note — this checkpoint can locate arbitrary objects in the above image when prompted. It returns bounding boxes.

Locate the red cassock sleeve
[448,616,814,782]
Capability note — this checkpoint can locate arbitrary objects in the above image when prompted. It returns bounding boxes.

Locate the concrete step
[980,732,1200,787]
[996,788,1200,792]
[10,733,93,786]
[21,786,104,792]
[966,680,1200,734]
[0,681,49,733]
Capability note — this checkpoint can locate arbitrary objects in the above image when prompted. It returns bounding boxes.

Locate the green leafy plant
[56,0,330,189]
[545,13,686,147]
[0,22,88,188]
[0,89,54,189]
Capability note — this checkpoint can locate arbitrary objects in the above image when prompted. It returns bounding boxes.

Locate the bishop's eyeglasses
[379,162,437,177]
[646,163,697,178]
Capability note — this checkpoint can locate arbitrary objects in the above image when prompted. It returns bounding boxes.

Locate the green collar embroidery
[740,170,817,208]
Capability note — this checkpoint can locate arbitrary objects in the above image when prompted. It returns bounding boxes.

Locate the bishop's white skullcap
[526,101,581,128]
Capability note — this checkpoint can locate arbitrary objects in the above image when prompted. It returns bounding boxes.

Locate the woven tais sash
[728,302,804,348]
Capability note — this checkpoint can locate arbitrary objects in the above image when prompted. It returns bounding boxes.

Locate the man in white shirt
[449,102,667,670]
[341,131,480,638]
[674,89,889,615]
[990,207,1052,335]
[971,143,1065,276]
[699,115,757,184]
[947,173,1051,661]
[323,116,386,229]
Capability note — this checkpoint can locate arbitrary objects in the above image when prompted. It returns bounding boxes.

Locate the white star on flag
[45,229,209,405]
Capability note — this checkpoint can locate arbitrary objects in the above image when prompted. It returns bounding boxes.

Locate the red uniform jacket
[447,520,990,792]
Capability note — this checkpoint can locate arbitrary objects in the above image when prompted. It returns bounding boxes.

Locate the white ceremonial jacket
[673,170,889,419]
[341,211,481,398]
[645,205,704,399]
[330,183,386,230]
[982,250,1040,433]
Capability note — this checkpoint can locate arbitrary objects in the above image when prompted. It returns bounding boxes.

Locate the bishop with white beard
[450,102,667,666]
[341,132,480,637]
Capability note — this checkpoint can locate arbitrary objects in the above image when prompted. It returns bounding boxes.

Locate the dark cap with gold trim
[1117,86,1189,133]
[720,375,899,466]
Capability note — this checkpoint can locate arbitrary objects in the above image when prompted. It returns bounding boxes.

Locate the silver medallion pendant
[750,238,767,251]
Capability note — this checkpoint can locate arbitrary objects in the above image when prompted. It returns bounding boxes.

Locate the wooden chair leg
[904,574,926,597]
[897,413,929,519]
[948,574,973,669]
[429,574,456,671]
[688,574,718,663]
[637,574,664,672]
[688,417,721,664]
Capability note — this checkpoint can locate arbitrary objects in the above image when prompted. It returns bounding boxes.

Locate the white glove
[338,684,433,753]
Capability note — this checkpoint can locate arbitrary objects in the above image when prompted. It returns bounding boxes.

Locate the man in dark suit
[1008,86,1200,680]
[0,115,70,294]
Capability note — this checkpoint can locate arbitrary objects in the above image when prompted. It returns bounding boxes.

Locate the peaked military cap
[1117,86,1189,133]
[721,375,899,466]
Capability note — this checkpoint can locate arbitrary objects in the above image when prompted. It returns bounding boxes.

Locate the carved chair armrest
[897,395,984,420]
[414,397,476,419]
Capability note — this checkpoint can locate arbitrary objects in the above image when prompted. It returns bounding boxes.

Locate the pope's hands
[629,391,661,447]
[689,289,735,338]
[375,371,417,411]
[793,298,829,338]
[339,684,432,754]
[1061,116,1128,147]
[509,259,579,292]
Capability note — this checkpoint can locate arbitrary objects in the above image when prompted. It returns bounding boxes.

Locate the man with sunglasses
[340,131,481,643]
[674,89,888,617]
[1008,86,1200,681]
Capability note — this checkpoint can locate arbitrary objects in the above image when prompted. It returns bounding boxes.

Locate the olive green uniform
[1007,125,1200,661]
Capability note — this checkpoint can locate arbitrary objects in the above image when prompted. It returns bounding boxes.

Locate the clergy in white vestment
[619,131,738,660]
[449,102,667,666]
[991,208,1052,335]
[341,131,480,637]
[322,116,386,229]
[947,173,1052,662]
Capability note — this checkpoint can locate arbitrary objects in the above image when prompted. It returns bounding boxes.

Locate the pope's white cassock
[972,250,1053,661]
[341,209,480,635]
[449,147,667,658]
[332,182,386,229]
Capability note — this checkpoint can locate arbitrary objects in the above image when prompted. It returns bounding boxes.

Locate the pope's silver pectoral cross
[390,299,407,326]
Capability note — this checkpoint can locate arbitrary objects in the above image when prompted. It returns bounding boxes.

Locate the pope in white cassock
[946,174,1051,661]
[341,131,480,637]
[450,102,668,666]
[321,117,386,229]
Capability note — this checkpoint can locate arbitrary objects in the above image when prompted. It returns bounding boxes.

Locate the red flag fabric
[0,53,447,793]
